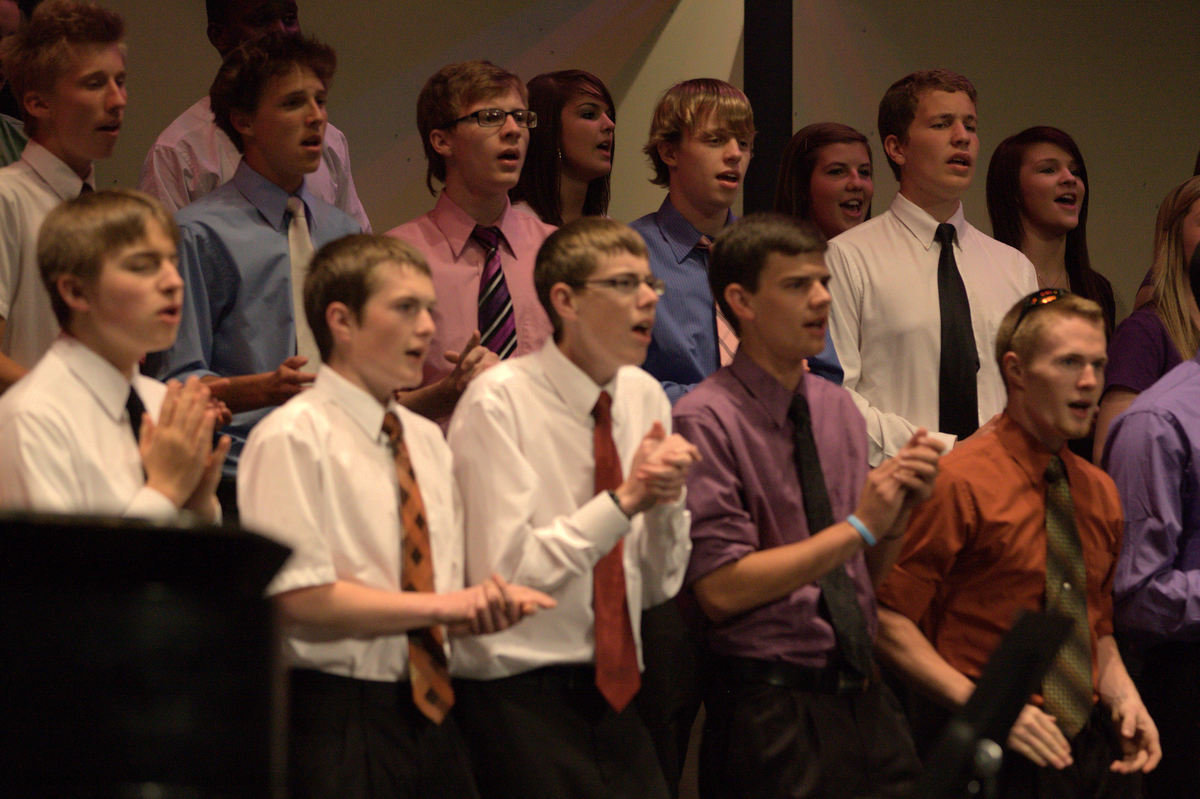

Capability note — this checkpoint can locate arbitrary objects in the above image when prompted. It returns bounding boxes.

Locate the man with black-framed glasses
[388,60,554,424]
[875,290,1160,797]
[447,217,700,799]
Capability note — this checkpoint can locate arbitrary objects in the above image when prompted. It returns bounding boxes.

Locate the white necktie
[286,196,320,366]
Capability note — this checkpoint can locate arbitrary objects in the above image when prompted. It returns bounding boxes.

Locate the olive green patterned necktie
[1042,455,1092,739]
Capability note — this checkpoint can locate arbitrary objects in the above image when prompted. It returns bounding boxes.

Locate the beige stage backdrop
[102,0,1199,314]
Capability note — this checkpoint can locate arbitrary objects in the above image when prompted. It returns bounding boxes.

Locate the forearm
[694,521,863,623]
[875,607,975,708]
[395,377,459,422]
[203,372,272,413]
[865,517,908,587]
[274,581,453,637]
[0,348,27,393]
[1096,634,1137,708]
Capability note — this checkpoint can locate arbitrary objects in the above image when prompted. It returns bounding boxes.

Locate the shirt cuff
[125,486,180,524]
[576,490,633,557]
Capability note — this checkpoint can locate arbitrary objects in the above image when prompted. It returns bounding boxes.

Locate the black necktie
[125,387,145,444]
[788,393,874,678]
[78,183,93,196]
[935,223,979,440]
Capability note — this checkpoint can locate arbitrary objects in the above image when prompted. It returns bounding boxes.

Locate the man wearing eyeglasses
[447,218,700,799]
[388,60,554,423]
[875,290,1160,797]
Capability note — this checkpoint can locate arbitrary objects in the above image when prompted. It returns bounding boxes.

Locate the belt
[503,664,597,691]
[716,655,871,695]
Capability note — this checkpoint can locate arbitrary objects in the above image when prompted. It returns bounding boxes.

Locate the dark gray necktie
[788,393,874,678]
[935,223,979,439]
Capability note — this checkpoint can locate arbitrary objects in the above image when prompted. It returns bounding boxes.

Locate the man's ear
[325,301,353,346]
[429,127,453,159]
[549,281,577,328]
[22,88,51,126]
[882,133,906,170]
[1001,350,1023,391]
[657,139,678,170]
[56,274,91,316]
[230,107,255,141]
[723,283,754,328]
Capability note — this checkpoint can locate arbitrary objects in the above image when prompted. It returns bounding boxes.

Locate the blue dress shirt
[630,197,841,404]
[153,160,361,476]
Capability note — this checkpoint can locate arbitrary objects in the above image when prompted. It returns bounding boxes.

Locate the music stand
[912,610,1073,799]
[1,512,290,798]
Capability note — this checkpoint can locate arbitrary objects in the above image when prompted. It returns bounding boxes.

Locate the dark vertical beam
[743,0,793,214]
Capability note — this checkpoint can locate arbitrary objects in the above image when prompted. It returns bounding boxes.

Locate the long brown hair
[511,70,613,225]
[986,126,1114,334]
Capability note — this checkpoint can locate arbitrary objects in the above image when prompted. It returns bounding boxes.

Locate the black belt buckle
[835,671,870,695]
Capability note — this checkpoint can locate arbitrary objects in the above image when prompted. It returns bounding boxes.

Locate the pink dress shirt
[387,193,554,388]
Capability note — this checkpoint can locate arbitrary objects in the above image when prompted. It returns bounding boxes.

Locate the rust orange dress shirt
[876,412,1123,692]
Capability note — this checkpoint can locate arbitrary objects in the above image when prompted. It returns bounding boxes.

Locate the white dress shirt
[0,142,95,369]
[825,193,1037,465]
[137,96,371,232]
[447,341,692,679]
[239,366,462,682]
[0,336,175,521]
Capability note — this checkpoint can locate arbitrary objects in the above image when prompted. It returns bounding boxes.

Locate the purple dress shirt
[1104,307,1183,395]
[1104,353,1200,643]
[673,349,875,667]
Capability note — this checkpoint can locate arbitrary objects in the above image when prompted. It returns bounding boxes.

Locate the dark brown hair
[986,126,1114,334]
[210,31,334,152]
[773,122,872,223]
[511,69,613,225]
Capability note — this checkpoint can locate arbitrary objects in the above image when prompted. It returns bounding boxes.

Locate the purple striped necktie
[471,226,517,358]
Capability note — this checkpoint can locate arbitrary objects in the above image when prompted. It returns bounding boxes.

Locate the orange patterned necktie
[383,411,454,723]
[591,391,641,711]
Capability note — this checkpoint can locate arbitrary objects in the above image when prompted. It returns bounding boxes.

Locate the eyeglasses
[1012,288,1069,333]
[446,108,538,129]
[578,274,666,296]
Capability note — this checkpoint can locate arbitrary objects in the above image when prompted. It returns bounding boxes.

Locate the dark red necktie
[591,391,640,711]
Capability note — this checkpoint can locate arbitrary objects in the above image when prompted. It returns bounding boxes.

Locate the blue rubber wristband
[846,514,876,547]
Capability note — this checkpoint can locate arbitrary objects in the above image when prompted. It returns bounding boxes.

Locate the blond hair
[643,78,755,187]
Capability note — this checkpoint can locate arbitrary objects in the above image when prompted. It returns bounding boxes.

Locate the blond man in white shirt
[239,234,552,799]
[825,69,1037,465]
[447,218,701,799]
[0,0,128,392]
[0,189,227,522]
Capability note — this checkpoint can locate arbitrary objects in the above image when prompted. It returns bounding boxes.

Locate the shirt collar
[314,365,390,444]
[430,191,522,260]
[993,411,1070,488]
[654,195,734,264]
[232,159,316,233]
[728,347,809,429]
[55,335,134,423]
[21,140,96,198]
[536,340,618,421]
[889,191,967,252]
